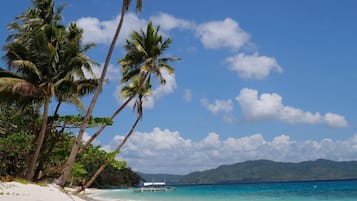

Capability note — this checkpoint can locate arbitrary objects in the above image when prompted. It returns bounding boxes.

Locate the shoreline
[0,181,107,201]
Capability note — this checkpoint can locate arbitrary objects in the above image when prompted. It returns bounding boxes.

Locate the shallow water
[92,180,357,201]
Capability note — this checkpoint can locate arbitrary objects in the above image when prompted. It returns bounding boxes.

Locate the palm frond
[11,60,42,80]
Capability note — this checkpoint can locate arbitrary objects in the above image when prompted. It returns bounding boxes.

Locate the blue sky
[2,0,357,174]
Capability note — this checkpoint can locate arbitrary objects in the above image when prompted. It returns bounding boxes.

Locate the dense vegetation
[0,0,178,189]
[178,159,357,184]
[0,102,137,187]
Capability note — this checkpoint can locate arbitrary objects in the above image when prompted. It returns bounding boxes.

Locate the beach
[0,181,100,201]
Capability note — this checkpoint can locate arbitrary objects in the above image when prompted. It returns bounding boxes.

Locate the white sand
[0,181,89,201]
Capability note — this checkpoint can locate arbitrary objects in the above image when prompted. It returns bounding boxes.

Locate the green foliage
[111,159,127,170]
[72,145,128,185]
[71,163,87,180]
[56,115,113,128]
[92,167,141,188]
[0,132,34,177]
[0,103,36,136]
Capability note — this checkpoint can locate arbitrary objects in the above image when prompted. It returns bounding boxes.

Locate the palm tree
[1,0,97,180]
[56,0,143,187]
[79,21,180,154]
[32,24,99,181]
[3,24,64,180]
[76,77,145,193]
[76,22,180,191]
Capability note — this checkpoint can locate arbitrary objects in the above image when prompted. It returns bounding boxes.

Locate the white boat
[134,182,176,192]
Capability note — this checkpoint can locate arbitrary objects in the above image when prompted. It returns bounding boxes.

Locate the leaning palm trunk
[75,115,141,193]
[56,0,137,187]
[25,96,50,181]
[78,94,135,154]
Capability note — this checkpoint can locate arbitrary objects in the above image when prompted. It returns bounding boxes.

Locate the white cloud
[236,88,348,127]
[200,98,233,114]
[150,12,194,31]
[76,13,147,45]
[196,18,250,50]
[201,98,236,123]
[183,89,192,102]
[324,113,349,128]
[142,70,177,109]
[77,13,281,80]
[82,132,100,146]
[106,128,357,174]
[226,53,282,80]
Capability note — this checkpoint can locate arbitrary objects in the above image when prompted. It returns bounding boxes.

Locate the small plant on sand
[0,176,13,182]
[14,178,30,185]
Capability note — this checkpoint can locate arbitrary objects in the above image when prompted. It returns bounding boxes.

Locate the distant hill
[178,159,357,184]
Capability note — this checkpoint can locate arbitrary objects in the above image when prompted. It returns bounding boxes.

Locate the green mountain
[178,159,357,184]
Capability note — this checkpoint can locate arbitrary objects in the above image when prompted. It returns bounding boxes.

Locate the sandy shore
[0,181,101,201]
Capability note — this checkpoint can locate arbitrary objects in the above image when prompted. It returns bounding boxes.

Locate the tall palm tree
[56,0,143,187]
[79,21,180,154]
[3,24,63,181]
[75,77,145,193]
[76,22,180,191]
[32,24,99,181]
[1,0,98,181]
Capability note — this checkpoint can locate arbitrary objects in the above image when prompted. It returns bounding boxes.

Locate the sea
[90,180,357,201]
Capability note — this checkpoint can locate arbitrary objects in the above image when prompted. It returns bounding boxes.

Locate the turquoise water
[92,180,357,201]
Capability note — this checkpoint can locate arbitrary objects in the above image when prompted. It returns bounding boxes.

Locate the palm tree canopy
[119,21,180,100]
[1,0,98,106]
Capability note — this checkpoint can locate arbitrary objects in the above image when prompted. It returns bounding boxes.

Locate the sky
[1,0,357,175]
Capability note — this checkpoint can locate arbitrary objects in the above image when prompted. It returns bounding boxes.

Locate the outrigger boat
[134,182,176,192]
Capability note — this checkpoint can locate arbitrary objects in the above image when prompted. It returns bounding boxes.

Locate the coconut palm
[56,0,143,187]
[76,76,145,193]
[32,24,99,181]
[79,21,179,154]
[75,22,179,190]
[1,1,98,180]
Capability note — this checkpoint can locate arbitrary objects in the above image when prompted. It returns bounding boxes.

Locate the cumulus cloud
[200,98,236,123]
[141,70,177,109]
[82,132,100,146]
[200,98,233,114]
[77,12,193,45]
[236,88,349,127]
[150,12,194,31]
[106,127,357,174]
[226,53,282,80]
[196,18,250,50]
[324,113,349,128]
[76,13,146,45]
[77,12,281,80]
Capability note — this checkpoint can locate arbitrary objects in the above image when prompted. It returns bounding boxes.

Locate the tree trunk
[56,3,129,187]
[114,115,141,153]
[76,115,141,194]
[79,95,135,154]
[34,123,66,181]
[25,96,50,181]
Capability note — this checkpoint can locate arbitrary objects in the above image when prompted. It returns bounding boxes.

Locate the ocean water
[91,180,357,201]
